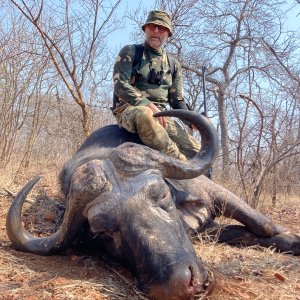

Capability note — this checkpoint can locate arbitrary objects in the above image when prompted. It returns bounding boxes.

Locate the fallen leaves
[274,272,286,282]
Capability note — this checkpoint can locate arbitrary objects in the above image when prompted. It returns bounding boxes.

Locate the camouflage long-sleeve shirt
[113,42,189,111]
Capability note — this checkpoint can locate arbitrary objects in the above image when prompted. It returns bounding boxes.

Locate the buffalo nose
[148,263,210,300]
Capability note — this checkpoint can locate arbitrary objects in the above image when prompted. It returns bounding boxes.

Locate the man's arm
[167,60,190,111]
[113,45,151,107]
[167,59,194,129]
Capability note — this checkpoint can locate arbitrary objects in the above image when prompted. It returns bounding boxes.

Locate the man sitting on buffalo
[112,10,200,161]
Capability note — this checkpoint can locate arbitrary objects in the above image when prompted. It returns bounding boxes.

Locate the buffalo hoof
[267,232,300,255]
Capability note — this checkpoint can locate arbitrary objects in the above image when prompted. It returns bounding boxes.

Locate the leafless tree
[148,0,299,177]
[231,94,300,207]
[127,0,300,203]
[1,1,121,170]
[0,11,51,168]
[1,0,299,202]
[9,0,123,136]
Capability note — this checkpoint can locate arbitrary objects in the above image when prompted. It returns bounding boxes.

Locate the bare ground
[0,170,299,300]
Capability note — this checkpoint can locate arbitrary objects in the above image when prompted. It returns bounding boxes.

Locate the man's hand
[147,103,166,128]
[191,124,197,131]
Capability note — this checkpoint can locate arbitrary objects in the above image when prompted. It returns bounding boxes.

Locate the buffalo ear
[165,179,212,233]
[87,204,119,234]
[165,178,199,205]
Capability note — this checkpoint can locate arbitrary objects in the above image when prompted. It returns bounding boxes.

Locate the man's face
[144,23,170,50]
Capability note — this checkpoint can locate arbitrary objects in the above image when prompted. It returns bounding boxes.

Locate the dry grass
[194,242,300,299]
[0,165,299,300]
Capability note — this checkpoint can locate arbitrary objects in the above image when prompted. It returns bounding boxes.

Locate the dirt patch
[0,178,299,300]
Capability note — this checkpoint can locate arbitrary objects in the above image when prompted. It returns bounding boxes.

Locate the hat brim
[142,21,172,37]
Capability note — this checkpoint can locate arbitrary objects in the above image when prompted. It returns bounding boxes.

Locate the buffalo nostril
[197,267,215,296]
[188,265,201,289]
[183,265,215,297]
[148,264,206,300]
[185,265,203,296]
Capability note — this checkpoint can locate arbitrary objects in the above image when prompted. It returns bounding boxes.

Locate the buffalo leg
[204,223,300,255]
[170,176,292,237]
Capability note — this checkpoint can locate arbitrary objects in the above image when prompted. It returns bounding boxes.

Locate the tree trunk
[217,88,230,177]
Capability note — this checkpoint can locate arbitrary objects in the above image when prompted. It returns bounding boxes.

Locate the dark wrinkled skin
[79,163,212,298]
[6,110,300,300]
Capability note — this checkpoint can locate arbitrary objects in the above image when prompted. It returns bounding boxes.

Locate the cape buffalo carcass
[6,110,300,300]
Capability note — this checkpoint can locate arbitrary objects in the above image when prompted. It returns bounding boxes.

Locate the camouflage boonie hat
[142,10,173,36]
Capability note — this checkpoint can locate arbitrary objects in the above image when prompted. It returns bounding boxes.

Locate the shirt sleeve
[113,45,151,106]
[167,59,190,110]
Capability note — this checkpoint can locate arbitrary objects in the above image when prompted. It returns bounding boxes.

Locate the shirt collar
[144,42,164,56]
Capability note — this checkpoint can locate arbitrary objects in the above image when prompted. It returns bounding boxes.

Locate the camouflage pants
[113,104,200,161]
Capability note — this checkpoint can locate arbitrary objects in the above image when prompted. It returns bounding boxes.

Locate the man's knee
[134,106,154,124]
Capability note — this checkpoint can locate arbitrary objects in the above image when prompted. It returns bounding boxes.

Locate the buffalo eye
[147,181,172,211]
[158,195,173,211]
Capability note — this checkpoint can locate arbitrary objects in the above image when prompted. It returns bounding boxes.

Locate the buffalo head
[6,110,219,299]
